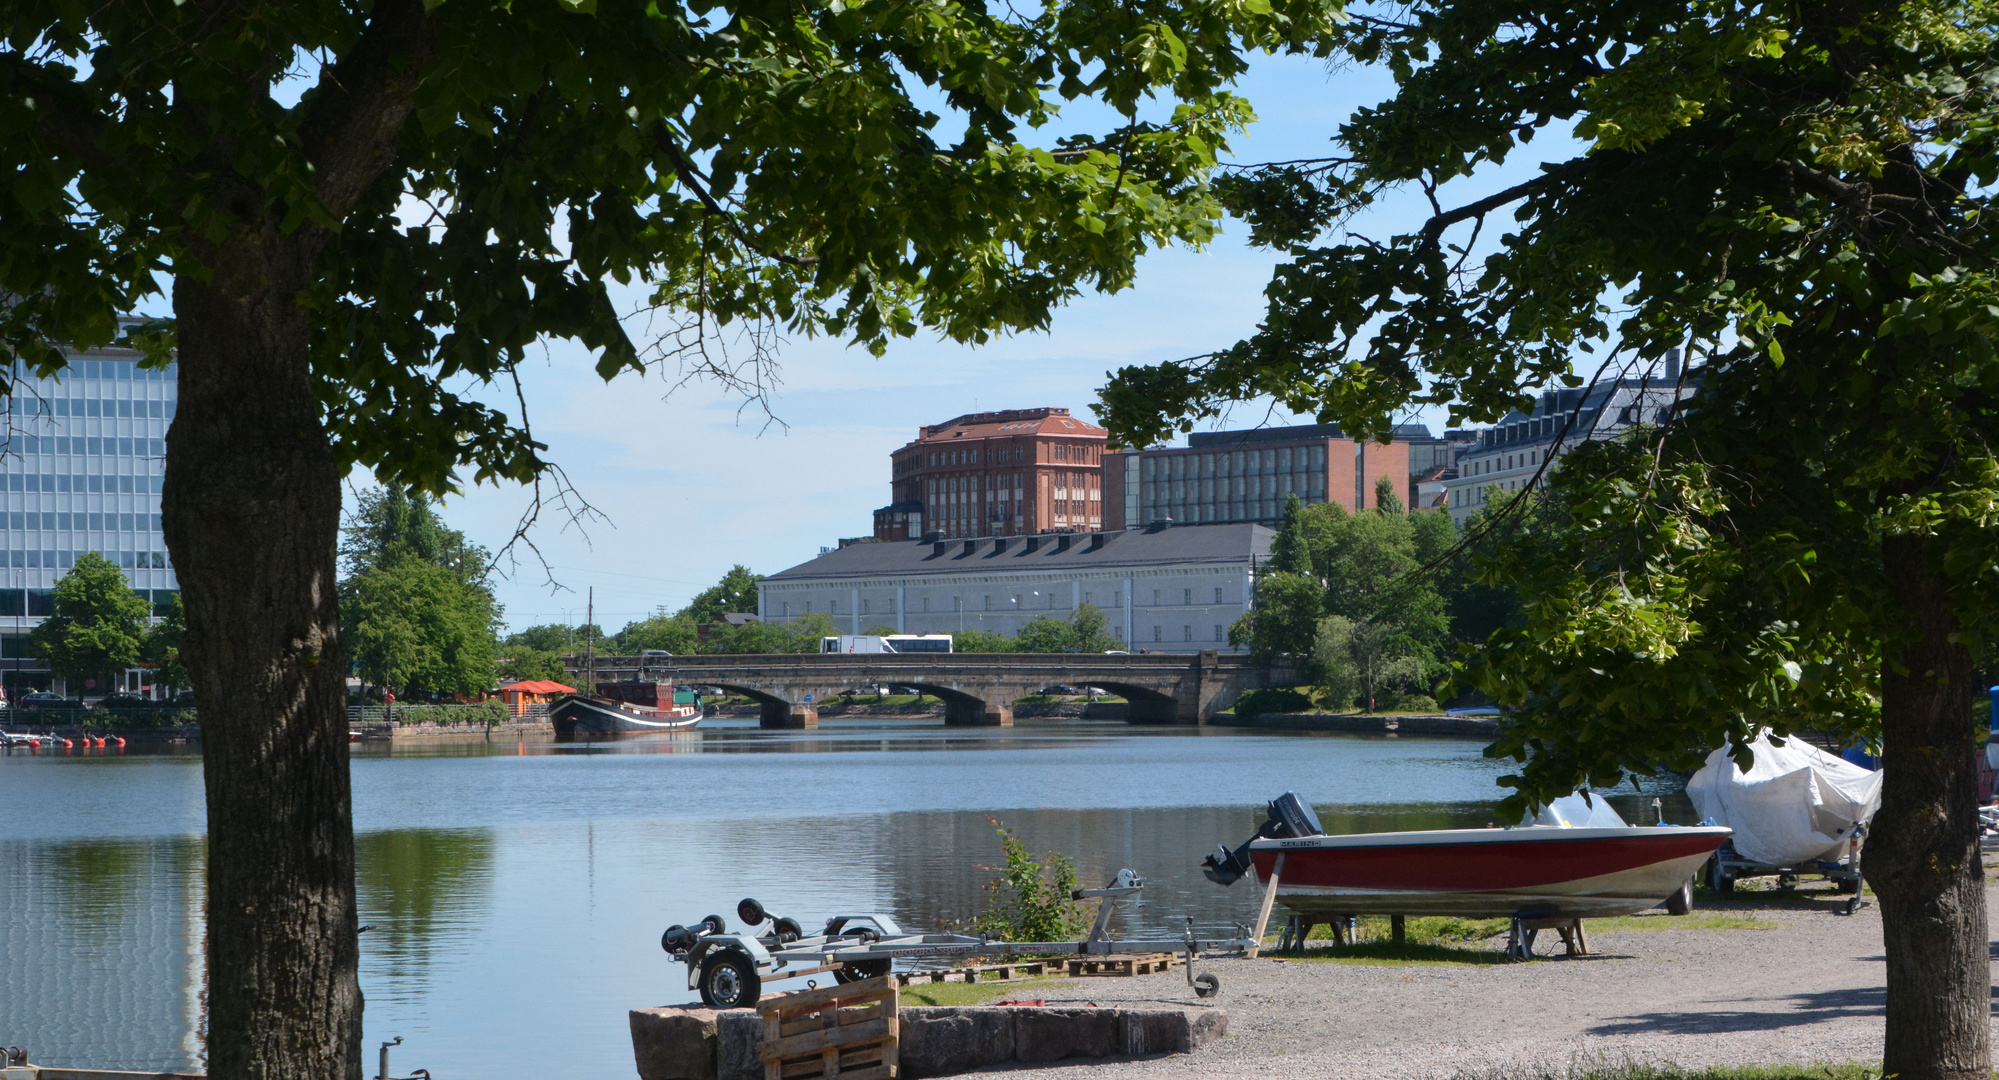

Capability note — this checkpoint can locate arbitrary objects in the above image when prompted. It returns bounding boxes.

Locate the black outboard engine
[1202,792,1324,885]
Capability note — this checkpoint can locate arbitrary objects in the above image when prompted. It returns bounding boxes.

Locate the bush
[1379,692,1440,712]
[973,817,1085,943]
[1231,687,1315,719]
[393,700,508,726]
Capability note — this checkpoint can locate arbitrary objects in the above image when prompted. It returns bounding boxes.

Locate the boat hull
[552,695,702,736]
[1251,826,1732,919]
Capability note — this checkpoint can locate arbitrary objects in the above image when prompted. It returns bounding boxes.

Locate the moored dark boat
[552,680,702,736]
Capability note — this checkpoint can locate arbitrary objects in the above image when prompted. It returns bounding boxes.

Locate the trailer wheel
[699,951,761,1009]
[773,917,805,944]
[700,914,728,936]
[1665,880,1694,916]
[1837,877,1862,895]
[834,959,891,984]
[1192,973,1220,998]
[1705,857,1734,895]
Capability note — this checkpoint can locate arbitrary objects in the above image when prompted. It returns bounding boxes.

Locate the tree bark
[164,209,358,1079]
[1870,532,1989,1080]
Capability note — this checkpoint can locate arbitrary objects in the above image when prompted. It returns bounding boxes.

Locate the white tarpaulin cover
[1686,733,1884,866]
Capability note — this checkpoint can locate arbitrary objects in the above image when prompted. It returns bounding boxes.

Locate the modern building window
[1152,589,1161,606]
[1214,587,1224,604]
[1153,626,1162,642]
[984,595,991,611]
[862,599,870,614]
[1214,625,1225,641]
[1183,625,1193,642]
[1183,588,1192,605]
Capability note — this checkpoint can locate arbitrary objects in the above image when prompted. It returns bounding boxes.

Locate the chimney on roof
[1025,536,1040,553]
[1087,533,1106,551]
[933,539,947,556]
[1056,534,1072,552]
[1665,347,1683,381]
[962,539,977,556]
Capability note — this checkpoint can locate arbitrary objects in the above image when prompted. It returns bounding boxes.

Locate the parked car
[18,691,74,710]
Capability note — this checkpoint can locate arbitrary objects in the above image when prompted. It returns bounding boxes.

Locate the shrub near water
[974,818,1085,944]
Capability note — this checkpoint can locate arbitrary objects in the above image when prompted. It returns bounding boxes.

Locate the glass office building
[0,339,179,696]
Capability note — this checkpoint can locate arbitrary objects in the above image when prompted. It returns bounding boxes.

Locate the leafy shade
[679,567,763,626]
[32,552,152,691]
[143,593,190,692]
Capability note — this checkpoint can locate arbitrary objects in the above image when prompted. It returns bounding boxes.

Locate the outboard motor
[1202,792,1324,886]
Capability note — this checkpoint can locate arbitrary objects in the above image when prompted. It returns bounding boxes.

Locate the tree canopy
[678,566,763,625]
[341,490,500,697]
[32,551,152,692]
[1096,0,1999,1070]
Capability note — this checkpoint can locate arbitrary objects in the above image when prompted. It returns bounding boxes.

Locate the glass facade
[0,350,180,625]
[1136,444,1327,527]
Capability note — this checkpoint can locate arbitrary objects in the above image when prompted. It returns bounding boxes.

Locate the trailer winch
[663,869,1246,1007]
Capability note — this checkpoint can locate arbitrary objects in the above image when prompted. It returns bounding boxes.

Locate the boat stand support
[1507,916,1588,962]
[1246,852,1286,959]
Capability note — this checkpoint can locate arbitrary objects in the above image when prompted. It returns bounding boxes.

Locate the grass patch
[1304,915,1509,944]
[1590,912,1769,931]
[898,976,1069,1007]
[1455,1061,1882,1080]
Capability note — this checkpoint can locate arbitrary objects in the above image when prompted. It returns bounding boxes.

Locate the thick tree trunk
[1870,533,1988,1080]
[164,222,358,1080]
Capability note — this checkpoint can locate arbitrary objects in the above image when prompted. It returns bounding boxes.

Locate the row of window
[781,586,1231,615]
[4,436,167,457]
[2,549,170,570]
[1153,625,1228,643]
[6,473,163,493]
[5,512,163,532]
[1142,444,1327,481]
[13,397,176,419]
[30,359,176,382]
[0,586,177,619]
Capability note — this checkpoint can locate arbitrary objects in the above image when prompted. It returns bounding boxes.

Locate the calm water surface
[0,720,1694,1078]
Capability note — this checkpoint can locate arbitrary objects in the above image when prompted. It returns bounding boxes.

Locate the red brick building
[873,408,1108,540]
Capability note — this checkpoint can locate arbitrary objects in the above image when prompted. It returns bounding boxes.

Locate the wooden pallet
[893,960,1057,986]
[1065,952,1178,977]
[758,974,899,1080]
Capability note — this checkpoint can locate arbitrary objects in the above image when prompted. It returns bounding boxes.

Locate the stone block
[898,1007,1015,1078]
[1012,1007,1120,1063]
[715,1010,764,1080]
[1188,1008,1228,1048]
[1116,1009,1190,1056]
[629,1007,720,1080]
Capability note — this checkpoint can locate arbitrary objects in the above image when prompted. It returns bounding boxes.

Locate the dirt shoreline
[974,881,1993,1079]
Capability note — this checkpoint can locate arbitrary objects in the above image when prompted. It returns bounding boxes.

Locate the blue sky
[426,51,1586,634]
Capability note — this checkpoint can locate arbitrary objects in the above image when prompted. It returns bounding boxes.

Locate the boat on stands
[1204,792,1731,919]
[552,680,703,736]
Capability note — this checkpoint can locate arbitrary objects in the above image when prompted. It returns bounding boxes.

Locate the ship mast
[584,587,595,695]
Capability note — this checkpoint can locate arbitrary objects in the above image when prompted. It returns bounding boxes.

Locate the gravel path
[983,883,1998,1079]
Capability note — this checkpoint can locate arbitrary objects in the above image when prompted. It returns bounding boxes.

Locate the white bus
[819,634,955,654]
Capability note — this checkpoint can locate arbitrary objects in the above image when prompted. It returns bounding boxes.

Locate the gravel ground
[982,882,1998,1079]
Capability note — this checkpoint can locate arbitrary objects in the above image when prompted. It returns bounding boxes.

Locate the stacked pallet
[756,975,899,1080]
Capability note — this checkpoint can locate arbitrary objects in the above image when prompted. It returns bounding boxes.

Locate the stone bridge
[572,652,1274,728]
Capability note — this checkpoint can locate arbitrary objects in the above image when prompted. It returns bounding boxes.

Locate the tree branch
[2,56,119,175]
[296,0,440,220]
[1416,159,1585,253]
[654,127,821,267]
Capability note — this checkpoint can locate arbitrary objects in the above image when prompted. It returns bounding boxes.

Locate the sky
[419,51,1588,634]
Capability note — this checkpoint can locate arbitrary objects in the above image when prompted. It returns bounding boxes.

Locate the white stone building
[758,523,1273,654]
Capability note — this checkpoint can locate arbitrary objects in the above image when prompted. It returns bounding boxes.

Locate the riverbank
[981,880,1919,1079]
[1210,712,1500,737]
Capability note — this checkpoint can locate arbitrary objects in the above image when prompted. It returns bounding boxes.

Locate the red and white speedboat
[1207,793,1732,919]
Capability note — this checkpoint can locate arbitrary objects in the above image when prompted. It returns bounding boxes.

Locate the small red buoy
[114,736,127,748]
[61,738,73,748]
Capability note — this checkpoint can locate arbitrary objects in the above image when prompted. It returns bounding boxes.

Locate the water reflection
[355,829,496,1012]
[0,836,206,1073]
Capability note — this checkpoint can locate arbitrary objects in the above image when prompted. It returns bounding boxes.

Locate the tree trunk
[1870,533,1988,1080]
[164,219,358,1080]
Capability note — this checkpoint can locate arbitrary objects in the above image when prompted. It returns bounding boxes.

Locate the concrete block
[898,1007,1015,1078]
[715,1010,764,1080]
[629,1007,720,1080]
[1012,1007,1120,1063]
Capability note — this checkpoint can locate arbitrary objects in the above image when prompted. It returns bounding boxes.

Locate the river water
[0,720,1694,1078]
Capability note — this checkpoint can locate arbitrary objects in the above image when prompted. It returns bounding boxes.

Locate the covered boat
[551,680,702,736]
[1204,793,1731,919]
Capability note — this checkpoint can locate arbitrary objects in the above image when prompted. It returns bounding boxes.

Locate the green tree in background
[1014,604,1120,653]
[345,558,498,699]
[1228,572,1322,665]
[952,630,1017,654]
[704,612,837,654]
[1096,0,1999,1067]
[341,490,499,699]
[679,567,764,625]
[614,614,701,656]
[32,552,152,695]
[143,593,190,694]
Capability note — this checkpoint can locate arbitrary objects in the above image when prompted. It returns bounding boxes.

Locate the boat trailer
[664,869,1245,1007]
[1704,826,1866,916]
